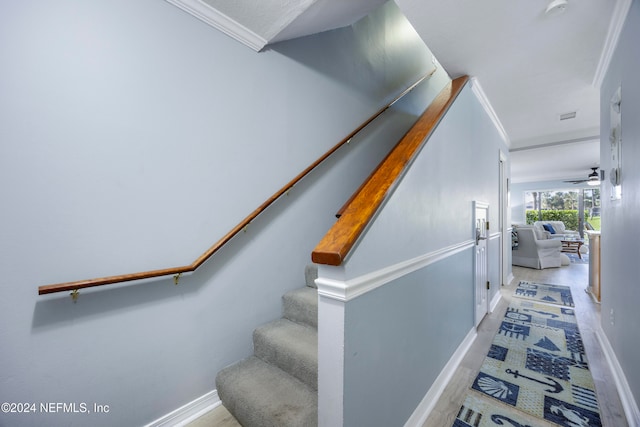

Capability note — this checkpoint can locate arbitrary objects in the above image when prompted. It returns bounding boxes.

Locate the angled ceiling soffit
[163,0,388,51]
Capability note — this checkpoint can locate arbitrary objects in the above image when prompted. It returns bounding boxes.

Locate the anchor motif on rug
[505,369,564,393]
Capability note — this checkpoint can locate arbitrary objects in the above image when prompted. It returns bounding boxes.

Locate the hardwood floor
[422,261,629,427]
[187,404,241,427]
[191,261,629,426]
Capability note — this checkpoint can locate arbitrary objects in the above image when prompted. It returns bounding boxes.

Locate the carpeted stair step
[254,318,318,390]
[216,356,318,427]
[305,264,318,288]
[282,286,318,329]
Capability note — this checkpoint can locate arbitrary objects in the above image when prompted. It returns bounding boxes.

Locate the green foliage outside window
[525,210,590,231]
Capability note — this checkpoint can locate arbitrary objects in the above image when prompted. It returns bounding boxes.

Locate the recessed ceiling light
[546,0,568,15]
[560,111,577,120]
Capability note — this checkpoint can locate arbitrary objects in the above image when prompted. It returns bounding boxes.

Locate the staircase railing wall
[3,2,457,427]
[37,70,438,297]
[315,78,511,426]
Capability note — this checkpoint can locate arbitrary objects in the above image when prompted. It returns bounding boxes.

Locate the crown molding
[593,0,633,88]
[469,77,510,147]
[164,0,268,52]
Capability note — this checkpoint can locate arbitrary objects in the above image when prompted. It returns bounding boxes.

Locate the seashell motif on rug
[454,297,602,427]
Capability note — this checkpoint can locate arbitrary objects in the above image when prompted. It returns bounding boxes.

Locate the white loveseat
[533,221,579,239]
[512,225,563,269]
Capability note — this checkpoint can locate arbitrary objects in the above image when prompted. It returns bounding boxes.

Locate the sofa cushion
[534,229,548,240]
[533,221,578,238]
[543,223,556,234]
[550,221,566,233]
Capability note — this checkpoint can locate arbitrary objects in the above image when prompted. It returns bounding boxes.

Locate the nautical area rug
[514,281,575,307]
[453,298,602,427]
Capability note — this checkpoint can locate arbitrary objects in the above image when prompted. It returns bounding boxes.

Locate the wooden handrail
[38,70,437,296]
[312,76,469,266]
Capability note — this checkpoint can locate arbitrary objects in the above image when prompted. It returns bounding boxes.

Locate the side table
[560,238,584,259]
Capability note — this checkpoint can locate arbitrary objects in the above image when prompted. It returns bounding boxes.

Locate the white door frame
[474,201,490,327]
[499,150,509,287]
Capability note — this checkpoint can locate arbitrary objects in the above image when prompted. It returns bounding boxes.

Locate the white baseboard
[595,327,640,426]
[506,272,515,286]
[144,390,220,427]
[489,290,502,313]
[403,327,477,427]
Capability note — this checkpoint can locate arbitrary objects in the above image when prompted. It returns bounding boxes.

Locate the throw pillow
[543,223,556,234]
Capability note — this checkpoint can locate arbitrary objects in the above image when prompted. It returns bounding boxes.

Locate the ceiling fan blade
[563,167,600,184]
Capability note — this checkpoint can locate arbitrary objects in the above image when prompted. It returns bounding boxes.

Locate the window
[525,188,600,233]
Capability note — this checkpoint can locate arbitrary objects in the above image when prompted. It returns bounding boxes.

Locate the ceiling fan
[564,167,600,186]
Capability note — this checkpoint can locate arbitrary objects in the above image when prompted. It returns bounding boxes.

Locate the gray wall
[344,250,473,426]
[338,83,509,425]
[341,85,507,278]
[0,1,443,425]
[599,0,640,415]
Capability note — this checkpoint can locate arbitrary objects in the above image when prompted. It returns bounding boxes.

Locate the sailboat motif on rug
[458,299,601,427]
[514,281,574,307]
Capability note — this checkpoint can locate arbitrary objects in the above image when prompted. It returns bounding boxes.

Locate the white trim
[318,296,346,427]
[403,328,477,427]
[163,0,268,51]
[595,326,640,426]
[316,240,475,302]
[469,77,510,147]
[144,390,220,427]
[489,232,501,240]
[473,200,491,327]
[499,150,509,293]
[506,272,515,286]
[489,289,502,313]
[593,0,633,88]
[474,201,489,210]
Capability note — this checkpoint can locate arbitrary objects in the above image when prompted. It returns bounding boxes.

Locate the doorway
[474,201,489,326]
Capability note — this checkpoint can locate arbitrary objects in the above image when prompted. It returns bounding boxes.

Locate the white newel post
[316,265,348,427]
